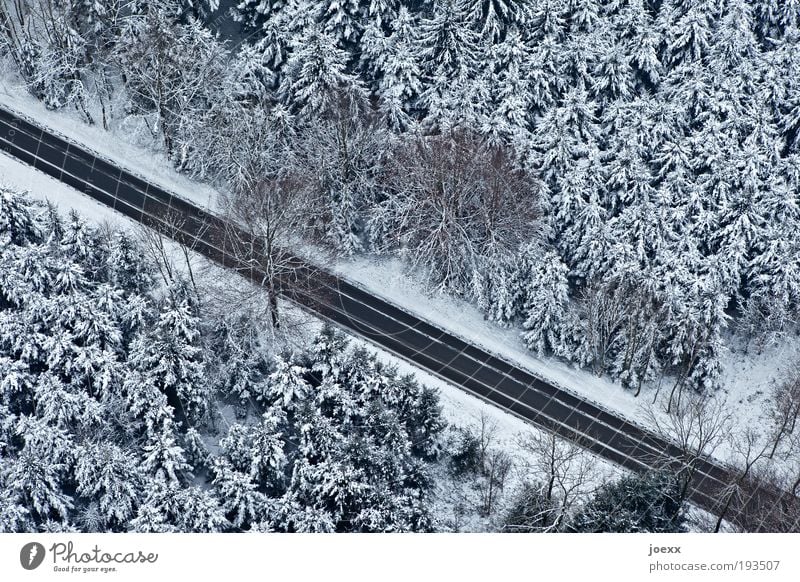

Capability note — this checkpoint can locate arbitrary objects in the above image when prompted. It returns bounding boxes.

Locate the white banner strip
[1,533,798,582]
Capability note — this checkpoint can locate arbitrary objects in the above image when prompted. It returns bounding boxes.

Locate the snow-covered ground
[0,64,220,212]
[2,66,797,472]
[1,147,629,531]
[326,254,800,464]
[2,140,733,532]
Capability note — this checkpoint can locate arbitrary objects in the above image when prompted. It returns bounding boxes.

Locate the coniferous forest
[2,1,800,533]
[2,1,800,394]
[1,191,694,532]
[0,191,448,531]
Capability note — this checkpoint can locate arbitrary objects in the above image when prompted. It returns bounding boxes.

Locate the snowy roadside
[0,66,220,212]
[1,151,634,531]
[2,67,796,471]
[324,253,800,466]
[365,340,623,531]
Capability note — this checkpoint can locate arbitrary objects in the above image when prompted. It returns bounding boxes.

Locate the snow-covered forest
[3,0,799,399]
[2,0,800,532]
[1,190,695,532]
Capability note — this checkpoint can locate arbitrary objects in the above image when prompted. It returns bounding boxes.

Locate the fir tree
[278,24,367,117]
[522,250,570,356]
[568,471,686,533]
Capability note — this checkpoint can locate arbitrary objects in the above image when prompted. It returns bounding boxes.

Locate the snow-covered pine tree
[658,0,719,67]
[460,0,532,42]
[401,378,445,461]
[525,35,562,114]
[318,0,366,47]
[269,328,441,531]
[267,354,311,409]
[568,471,685,533]
[74,443,143,529]
[218,409,287,487]
[565,0,599,33]
[522,250,570,357]
[710,0,760,75]
[278,23,367,117]
[483,27,533,144]
[416,0,486,129]
[0,188,38,246]
[127,288,209,428]
[740,154,800,342]
[4,419,75,524]
[235,0,288,31]
[561,184,613,283]
[132,477,228,532]
[708,142,770,301]
[752,0,800,43]
[418,0,480,80]
[359,6,422,130]
[529,0,567,41]
[0,484,32,533]
[211,458,268,528]
[100,232,153,298]
[140,422,193,484]
[472,251,527,324]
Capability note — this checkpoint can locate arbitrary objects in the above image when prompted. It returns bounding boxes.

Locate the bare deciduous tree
[475,411,499,468]
[768,366,800,459]
[479,448,513,517]
[136,209,209,304]
[118,2,227,162]
[513,430,597,530]
[713,427,771,532]
[290,97,388,255]
[220,176,311,329]
[645,395,731,509]
[449,413,516,519]
[373,130,541,295]
[169,92,318,333]
[0,0,120,122]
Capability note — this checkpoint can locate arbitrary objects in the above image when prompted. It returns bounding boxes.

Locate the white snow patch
[0,67,219,212]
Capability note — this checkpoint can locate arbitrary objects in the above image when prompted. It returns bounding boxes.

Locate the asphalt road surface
[1,105,796,532]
